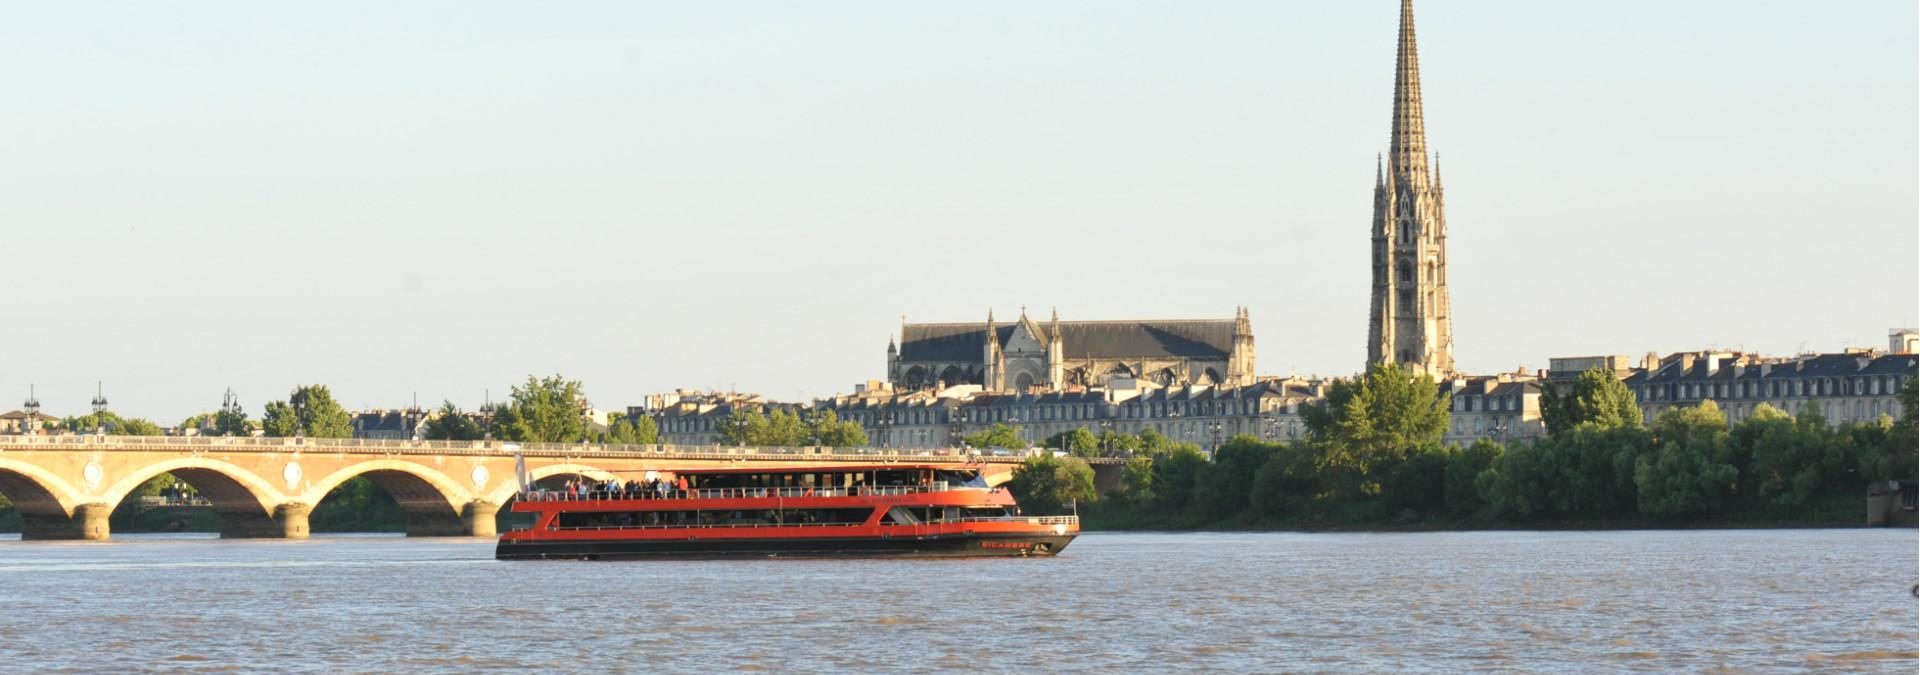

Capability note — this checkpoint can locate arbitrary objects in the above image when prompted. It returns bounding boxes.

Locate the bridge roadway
[0,435,1121,541]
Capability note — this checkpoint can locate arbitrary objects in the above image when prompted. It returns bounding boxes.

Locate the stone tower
[1368,0,1454,376]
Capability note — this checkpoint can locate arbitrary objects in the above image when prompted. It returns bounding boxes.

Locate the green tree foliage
[1249,442,1321,518]
[1111,456,1156,503]
[1099,430,1144,455]
[1006,455,1095,515]
[214,406,250,437]
[62,411,164,436]
[1041,428,1102,458]
[1540,367,1643,436]
[262,401,300,437]
[1300,362,1450,497]
[964,423,1025,450]
[716,409,866,447]
[601,413,661,445]
[809,410,868,447]
[1634,401,1737,517]
[424,401,483,442]
[180,412,215,431]
[261,385,353,438]
[718,408,770,446]
[493,375,587,443]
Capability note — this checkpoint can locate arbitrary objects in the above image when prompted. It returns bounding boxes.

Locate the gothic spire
[1389,0,1431,187]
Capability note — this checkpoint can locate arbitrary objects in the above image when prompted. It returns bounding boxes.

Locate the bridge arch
[0,458,93,539]
[303,460,476,537]
[99,457,288,539]
[480,462,619,508]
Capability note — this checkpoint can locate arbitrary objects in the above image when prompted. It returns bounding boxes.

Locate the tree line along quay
[1,368,1913,534]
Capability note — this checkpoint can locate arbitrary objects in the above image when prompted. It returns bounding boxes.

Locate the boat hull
[495,532,1075,560]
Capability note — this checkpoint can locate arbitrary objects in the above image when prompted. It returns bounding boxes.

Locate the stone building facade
[1368,0,1455,377]
[1622,351,1915,426]
[816,378,1325,454]
[888,308,1256,393]
[1440,375,1545,445]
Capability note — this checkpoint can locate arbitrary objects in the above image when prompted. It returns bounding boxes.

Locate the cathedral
[1369,0,1456,376]
[888,308,1256,392]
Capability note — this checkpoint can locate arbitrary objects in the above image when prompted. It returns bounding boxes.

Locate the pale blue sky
[2,1,1914,421]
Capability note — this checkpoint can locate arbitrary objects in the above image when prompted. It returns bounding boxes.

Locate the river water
[0,530,1913,672]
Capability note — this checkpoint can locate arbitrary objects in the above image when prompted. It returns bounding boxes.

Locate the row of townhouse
[1623,350,1915,426]
[814,378,1328,453]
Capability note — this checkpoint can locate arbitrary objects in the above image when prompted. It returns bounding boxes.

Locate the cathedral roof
[898,319,1236,362]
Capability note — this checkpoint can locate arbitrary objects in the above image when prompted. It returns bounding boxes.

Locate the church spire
[1389,0,1430,188]
[1369,0,1454,378]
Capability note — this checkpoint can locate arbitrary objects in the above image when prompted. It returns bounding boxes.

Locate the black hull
[496,533,1075,560]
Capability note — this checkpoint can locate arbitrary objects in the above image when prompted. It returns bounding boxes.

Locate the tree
[1098,430,1143,456]
[964,423,1025,449]
[262,401,300,437]
[763,409,808,446]
[62,411,164,436]
[180,412,215,431]
[1300,362,1450,496]
[493,375,588,443]
[603,414,660,445]
[1042,428,1101,458]
[1635,401,1736,517]
[1111,456,1156,503]
[718,409,769,446]
[1249,442,1321,518]
[1006,455,1096,515]
[261,386,351,438]
[1540,367,1643,436]
[289,385,353,438]
[809,410,867,447]
[424,401,483,442]
[214,405,250,437]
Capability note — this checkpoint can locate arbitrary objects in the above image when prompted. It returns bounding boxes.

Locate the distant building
[1440,374,1545,445]
[889,307,1257,393]
[1546,355,1645,384]
[351,408,428,440]
[817,378,1326,453]
[0,410,61,435]
[638,391,800,446]
[1622,351,1916,426]
[1892,329,1918,355]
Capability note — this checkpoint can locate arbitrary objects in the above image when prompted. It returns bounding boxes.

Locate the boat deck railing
[520,483,988,502]
[537,515,1078,532]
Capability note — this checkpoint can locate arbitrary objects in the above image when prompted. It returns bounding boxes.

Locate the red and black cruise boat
[495,464,1077,560]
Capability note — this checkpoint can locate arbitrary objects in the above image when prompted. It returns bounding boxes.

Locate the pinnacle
[1389,0,1430,186]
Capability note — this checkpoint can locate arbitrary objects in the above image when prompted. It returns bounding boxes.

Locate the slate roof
[1623,353,1918,385]
[898,319,1235,362]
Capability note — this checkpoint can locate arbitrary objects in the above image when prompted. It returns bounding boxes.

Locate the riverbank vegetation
[1010,364,1917,530]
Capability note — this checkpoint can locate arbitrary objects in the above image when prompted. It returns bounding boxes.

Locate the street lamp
[1208,421,1224,460]
[91,382,111,435]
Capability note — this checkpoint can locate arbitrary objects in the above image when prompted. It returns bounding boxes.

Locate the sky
[1,1,1914,422]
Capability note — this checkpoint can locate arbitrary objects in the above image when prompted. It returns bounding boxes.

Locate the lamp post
[1208,421,1224,461]
[91,382,110,435]
[1098,419,1114,456]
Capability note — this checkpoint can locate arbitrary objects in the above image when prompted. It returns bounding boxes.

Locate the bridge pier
[216,502,312,539]
[275,503,312,539]
[463,501,499,538]
[19,503,112,541]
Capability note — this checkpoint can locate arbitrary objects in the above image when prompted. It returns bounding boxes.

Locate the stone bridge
[0,436,1120,541]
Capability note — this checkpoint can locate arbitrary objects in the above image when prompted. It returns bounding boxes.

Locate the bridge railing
[0,434,1124,464]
